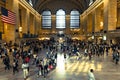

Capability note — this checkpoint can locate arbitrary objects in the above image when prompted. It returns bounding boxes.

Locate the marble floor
[0,50,120,80]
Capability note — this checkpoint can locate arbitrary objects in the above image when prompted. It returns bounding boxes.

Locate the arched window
[70,10,80,28]
[89,0,93,6]
[42,10,51,28]
[56,9,66,29]
[29,0,33,6]
[26,0,33,6]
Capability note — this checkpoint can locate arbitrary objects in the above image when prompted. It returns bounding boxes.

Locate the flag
[1,7,16,25]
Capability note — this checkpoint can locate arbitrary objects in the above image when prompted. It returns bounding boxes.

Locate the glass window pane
[42,11,51,15]
[71,16,79,19]
[56,9,66,29]
[70,10,80,28]
[42,11,51,28]
[71,11,79,15]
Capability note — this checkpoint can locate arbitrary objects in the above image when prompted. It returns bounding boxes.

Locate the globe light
[103,35,106,40]
[92,35,94,39]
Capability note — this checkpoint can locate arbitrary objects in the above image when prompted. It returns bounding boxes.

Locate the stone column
[33,16,35,34]
[3,0,19,42]
[39,15,42,37]
[86,16,88,33]
[52,15,56,34]
[66,15,70,35]
[92,11,95,33]
[12,0,19,41]
[103,0,117,31]
[117,8,120,28]
[22,9,30,34]
[95,8,102,32]
[80,15,83,34]
[30,15,35,34]
[37,16,41,35]
[84,16,88,34]
[92,10,99,42]
[85,15,90,40]
[34,16,37,35]
[81,16,86,34]
[103,0,117,42]
[80,15,87,40]
[21,8,26,34]
[87,14,92,33]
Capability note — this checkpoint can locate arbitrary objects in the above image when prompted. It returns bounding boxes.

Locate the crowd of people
[0,38,119,80]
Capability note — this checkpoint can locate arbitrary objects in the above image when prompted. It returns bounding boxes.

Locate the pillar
[29,14,34,34]
[103,0,117,31]
[84,16,88,34]
[34,16,37,35]
[52,15,56,34]
[92,10,95,33]
[66,15,70,35]
[87,14,92,33]
[23,9,30,34]
[117,8,120,28]
[95,7,102,32]
[18,6,26,38]
[3,0,19,42]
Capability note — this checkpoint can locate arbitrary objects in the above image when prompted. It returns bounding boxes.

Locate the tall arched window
[29,0,33,6]
[70,10,80,28]
[42,10,51,28]
[26,0,33,6]
[89,0,93,6]
[56,9,66,29]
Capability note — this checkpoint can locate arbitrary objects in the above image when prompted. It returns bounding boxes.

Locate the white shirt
[22,63,28,69]
[88,71,95,80]
[33,54,37,58]
[85,49,87,53]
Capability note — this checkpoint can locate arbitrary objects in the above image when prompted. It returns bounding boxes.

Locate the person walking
[88,49,92,60]
[3,55,11,71]
[88,69,96,80]
[22,61,29,80]
[37,61,43,77]
[12,60,19,75]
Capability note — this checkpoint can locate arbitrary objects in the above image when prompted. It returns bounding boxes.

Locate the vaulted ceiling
[31,0,96,14]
